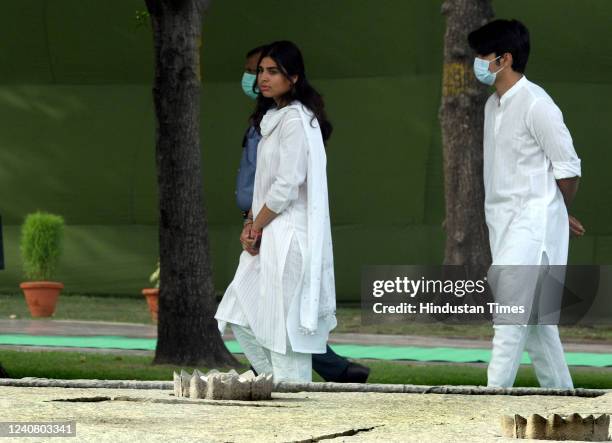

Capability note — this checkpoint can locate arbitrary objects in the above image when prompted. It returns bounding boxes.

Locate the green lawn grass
[0,293,154,324]
[0,349,242,381]
[1,349,610,388]
[2,293,611,342]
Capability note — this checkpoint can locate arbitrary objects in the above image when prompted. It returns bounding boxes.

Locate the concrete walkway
[1,384,610,442]
[1,319,612,355]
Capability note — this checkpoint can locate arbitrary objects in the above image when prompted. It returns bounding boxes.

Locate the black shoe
[337,362,370,384]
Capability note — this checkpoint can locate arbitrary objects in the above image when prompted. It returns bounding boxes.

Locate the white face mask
[473,55,504,86]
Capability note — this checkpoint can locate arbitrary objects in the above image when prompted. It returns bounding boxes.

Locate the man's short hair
[246,45,267,59]
[468,19,530,73]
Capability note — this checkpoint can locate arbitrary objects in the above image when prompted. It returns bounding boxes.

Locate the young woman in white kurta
[215,41,336,382]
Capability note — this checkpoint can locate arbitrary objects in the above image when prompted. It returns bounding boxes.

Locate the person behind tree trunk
[216,41,345,383]
[468,19,583,388]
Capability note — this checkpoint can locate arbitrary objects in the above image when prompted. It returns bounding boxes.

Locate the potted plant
[142,261,159,322]
[19,212,65,317]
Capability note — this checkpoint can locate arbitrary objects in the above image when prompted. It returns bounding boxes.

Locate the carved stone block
[501,413,609,441]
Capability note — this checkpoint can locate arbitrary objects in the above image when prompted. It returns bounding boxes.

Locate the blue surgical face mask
[473,56,504,86]
[241,72,259,100]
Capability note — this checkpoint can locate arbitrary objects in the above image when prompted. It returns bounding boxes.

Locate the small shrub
[20,212,65,281]
[149,260,160,289]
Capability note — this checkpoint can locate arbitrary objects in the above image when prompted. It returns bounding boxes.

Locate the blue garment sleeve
[235,126,261,212]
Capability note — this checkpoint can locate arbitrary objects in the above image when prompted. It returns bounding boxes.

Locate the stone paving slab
[1,385,610,442]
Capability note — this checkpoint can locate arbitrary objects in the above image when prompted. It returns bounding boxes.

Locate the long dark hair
[250,41,333,143]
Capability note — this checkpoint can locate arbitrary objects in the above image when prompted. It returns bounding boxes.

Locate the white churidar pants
[487,252,573,388]
[487,324,573,388]
[231,323,312,383]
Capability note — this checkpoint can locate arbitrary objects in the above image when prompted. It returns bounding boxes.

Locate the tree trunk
[0,363,9,378]
[440,0,494,278]
[145,0,238,367]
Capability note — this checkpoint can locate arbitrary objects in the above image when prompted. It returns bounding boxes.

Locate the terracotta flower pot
[20,281,64,317]
[142,288,159,323]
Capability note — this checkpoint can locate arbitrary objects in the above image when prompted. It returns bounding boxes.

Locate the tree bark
[440,0,494,278]
[145,0,238,367]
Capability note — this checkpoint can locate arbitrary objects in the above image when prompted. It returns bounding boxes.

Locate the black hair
[249,41,333,143]
[467,19,530,73]
[246,45,267,59]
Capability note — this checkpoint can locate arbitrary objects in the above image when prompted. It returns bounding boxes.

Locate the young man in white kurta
[215,102,337,382]
[469,20,582,388]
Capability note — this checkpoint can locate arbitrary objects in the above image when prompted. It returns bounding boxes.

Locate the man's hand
[569,215,585,237]
[240,222,259,256]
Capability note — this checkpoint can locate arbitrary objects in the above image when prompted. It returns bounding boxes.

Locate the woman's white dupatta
[292,103,336,335]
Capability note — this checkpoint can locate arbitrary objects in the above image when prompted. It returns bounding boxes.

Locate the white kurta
[215,102,337,355]
[483,76,581,266]
[484,77,578,389]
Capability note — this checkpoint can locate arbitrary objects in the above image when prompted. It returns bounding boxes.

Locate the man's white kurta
[483,76,581,267]
[215,102,336,355]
